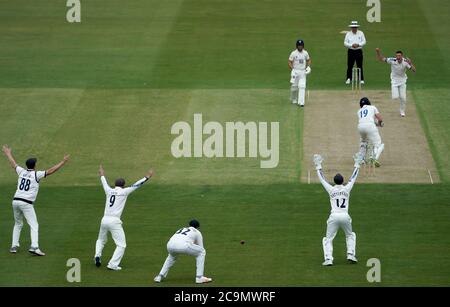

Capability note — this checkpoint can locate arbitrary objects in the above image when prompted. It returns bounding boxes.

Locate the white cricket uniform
[317,168,359,261]
[95,175,149,268]
[289,49,310,106]
[11,166,46,248]
[386,57,412,115]
[158,226,207,279]
[357,105,384,160]
[344,30,366,50]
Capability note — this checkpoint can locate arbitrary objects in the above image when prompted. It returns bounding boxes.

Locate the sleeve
[316,169,333,194]
[374,106,380,114]
[345,167,360,192]
[100,176,112,194]
[195,230,204,248]
[15,166,24,176]
[405,62,412,70]
[305,51,310,61]
[288,52,294,61]
[360,31,366,47]
[36,170,46,181]
[344,33,352,48]
[386,57,395,64]
[124,176,149,195]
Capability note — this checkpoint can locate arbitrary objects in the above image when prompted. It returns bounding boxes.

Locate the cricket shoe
[347,254,358,263]
[400,112,405,117]
[154,275,163,283]
[345,79,351,84]
[360,80,365,85]
[95,256,101,267]
[28,247,45,256]
[107,264,122,271]
[196,276,212,284]
[10,246,19,254]
[322,259,333,266]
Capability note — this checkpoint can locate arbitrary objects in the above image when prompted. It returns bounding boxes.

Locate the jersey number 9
[109,195,116,207]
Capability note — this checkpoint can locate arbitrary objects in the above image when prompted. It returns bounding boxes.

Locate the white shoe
[10,246,19,254]
[322,259,333,266]
[347,254,358,263]
[360,80,365,85]
[345,79,351,84]
[196,276,212,284]
[400,112,405,117]
[154,275,162,283]
[28,247,45,256]
[107,264,122,271]
[292,99,297,104]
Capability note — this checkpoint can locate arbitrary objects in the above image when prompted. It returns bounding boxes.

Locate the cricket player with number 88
[313,153,364,266]
[288,39,311,107]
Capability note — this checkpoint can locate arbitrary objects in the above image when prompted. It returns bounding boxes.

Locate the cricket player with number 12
[313,153,363,266]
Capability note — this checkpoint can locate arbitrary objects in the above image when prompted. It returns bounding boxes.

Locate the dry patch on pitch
[301,90,439,184]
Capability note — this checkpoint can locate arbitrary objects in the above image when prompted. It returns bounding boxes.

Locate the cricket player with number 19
[313,153,363,266]
[94,165,154,271]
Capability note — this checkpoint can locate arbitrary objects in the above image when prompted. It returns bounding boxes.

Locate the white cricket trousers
[358,123,384,160]
[322,212,356,261]
[95,216,126,268]
[392,83,407,114]
[290,69,307,106]
[12,200,39,248]
[158,239,206,278]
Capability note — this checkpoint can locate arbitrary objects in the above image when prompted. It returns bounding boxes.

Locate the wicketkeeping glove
[313,154,323,170]
[353,153,364,168]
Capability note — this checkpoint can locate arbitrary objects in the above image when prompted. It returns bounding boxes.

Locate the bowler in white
[94,165,153,271]
[376,48,416,117]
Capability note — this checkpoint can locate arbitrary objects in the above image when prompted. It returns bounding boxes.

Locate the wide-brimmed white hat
[348,21,360,28]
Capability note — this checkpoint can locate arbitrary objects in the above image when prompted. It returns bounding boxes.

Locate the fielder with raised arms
[357,97,384,167]
[288,39,311,107]
[376,48,416,117]
[313,153,363,266]
[2,144,69,256]
[94,165,153,271]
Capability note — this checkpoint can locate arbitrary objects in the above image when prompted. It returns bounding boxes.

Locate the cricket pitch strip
[301,90,439,184]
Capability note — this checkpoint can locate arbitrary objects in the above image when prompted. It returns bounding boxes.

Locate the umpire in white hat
[344,21,366,85]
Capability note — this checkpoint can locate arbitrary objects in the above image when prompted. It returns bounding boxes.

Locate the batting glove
[353,153,364,168]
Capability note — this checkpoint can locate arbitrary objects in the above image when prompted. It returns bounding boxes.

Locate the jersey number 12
[335,198,346,208]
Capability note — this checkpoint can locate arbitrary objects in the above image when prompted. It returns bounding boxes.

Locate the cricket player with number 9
[313,153,363,266]
[94,165,154,271]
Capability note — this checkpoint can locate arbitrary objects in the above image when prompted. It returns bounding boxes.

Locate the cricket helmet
[359,97,371,107]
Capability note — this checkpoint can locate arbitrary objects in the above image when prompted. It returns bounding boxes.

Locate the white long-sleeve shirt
[386,57,412,86]
[169,226,204,248]
[344,30,366,50]
[101,176,149,219]
[317,168,359,214]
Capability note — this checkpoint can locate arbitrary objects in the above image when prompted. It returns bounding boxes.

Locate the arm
[195,231,204,248]
[46,154,70,176]
[344,33,352,48]
[345,167,360,192]
[359,32,366,47]
[288,59,294,70]
[375,113,383,126]
[306,57,312,68]
[405,57,416,73]
[99,165,112,194]
[316,169,333,194]
[2,144,18,169]
[375,48,386,63]
[124,169,154,195]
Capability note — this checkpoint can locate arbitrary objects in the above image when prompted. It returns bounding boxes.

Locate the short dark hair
[115,178,126,187]
[396,50,403,55]
[26,158,37,169]
[334,173,344,185]
[189,219,200,229]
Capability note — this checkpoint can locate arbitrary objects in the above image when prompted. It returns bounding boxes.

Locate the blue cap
[296,39,304,46]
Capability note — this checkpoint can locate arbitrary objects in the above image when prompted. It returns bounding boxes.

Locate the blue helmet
[360,97,371,107]
[296,39,305,47]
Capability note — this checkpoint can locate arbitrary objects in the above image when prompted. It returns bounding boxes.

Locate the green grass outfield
[0,0,449,286]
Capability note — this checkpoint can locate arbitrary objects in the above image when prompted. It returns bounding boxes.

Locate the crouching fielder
[154,219,212,284]
[94,165,153,271]
[288,39,311,107]
[357,97,384,167]
[313,153,363,266]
